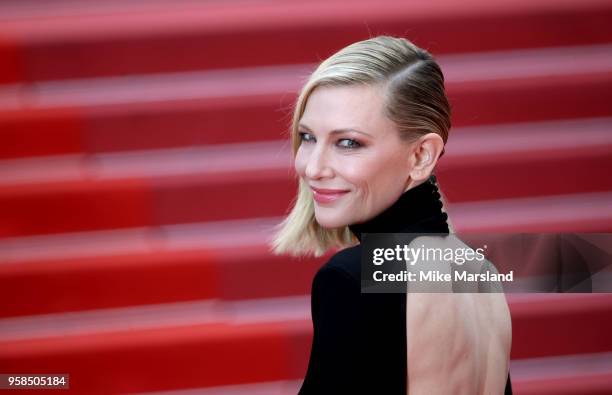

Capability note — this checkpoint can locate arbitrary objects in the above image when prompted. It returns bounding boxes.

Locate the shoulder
[317,243,362,284]
[310,245,361,321]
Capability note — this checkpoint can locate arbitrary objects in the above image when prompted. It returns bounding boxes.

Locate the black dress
[298,175,513,394]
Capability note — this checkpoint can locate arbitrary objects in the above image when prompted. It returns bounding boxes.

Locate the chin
[314,212,349,229]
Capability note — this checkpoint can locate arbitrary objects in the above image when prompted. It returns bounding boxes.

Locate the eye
[337,138,361,149]
[299,132,315,143]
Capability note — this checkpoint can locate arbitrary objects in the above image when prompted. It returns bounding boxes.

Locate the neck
[349,175,449,241]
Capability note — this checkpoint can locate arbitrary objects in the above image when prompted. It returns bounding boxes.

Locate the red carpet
[0,0,611,393]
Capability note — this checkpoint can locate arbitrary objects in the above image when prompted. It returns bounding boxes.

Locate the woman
[271,36,512,394]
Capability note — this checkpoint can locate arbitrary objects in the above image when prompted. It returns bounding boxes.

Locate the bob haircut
[270,35,453,257]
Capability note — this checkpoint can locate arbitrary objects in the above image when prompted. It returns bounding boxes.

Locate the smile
[311,187,350,204]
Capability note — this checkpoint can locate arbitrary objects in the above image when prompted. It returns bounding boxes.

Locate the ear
[408,133,445,182]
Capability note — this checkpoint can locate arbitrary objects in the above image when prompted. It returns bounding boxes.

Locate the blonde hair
[270,35,453,257]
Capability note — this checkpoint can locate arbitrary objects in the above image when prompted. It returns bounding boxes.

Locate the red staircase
[0,1,611,394]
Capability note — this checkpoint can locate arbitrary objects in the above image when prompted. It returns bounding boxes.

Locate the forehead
[300,84,396,135]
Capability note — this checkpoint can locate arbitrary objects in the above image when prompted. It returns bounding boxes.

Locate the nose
[305,145,333,179]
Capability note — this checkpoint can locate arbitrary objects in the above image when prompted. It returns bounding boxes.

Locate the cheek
[375,155,410,194]
[342,166,372,190]
[351,154,408,194]
[340,156,385,189]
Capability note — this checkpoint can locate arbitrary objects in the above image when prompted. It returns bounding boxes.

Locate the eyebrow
[298,123,373,138]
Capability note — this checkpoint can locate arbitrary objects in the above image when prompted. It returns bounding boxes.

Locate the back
[406,292,512,394]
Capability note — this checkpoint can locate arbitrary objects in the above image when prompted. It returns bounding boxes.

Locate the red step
[130,353,612,395]
[1,192,611,318]
[511,352,612,395]
[132,380,302,395]
[1,0,611,84]
[1,44,611,159]
[0,297,312,394]
[0,219,326,318]
[0,118,611,237]
[508,294,612,359]
[437,117,612,202]
[448,191,612,233]
[0,294,610,394]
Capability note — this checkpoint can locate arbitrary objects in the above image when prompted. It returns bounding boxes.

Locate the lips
[310,186,350,204]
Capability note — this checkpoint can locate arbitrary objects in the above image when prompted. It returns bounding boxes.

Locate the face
[294,84,415,228]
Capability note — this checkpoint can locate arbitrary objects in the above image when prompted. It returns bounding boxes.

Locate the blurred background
[0,0,611,394]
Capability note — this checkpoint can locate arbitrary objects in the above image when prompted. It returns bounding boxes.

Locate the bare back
[406,292,511,394]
